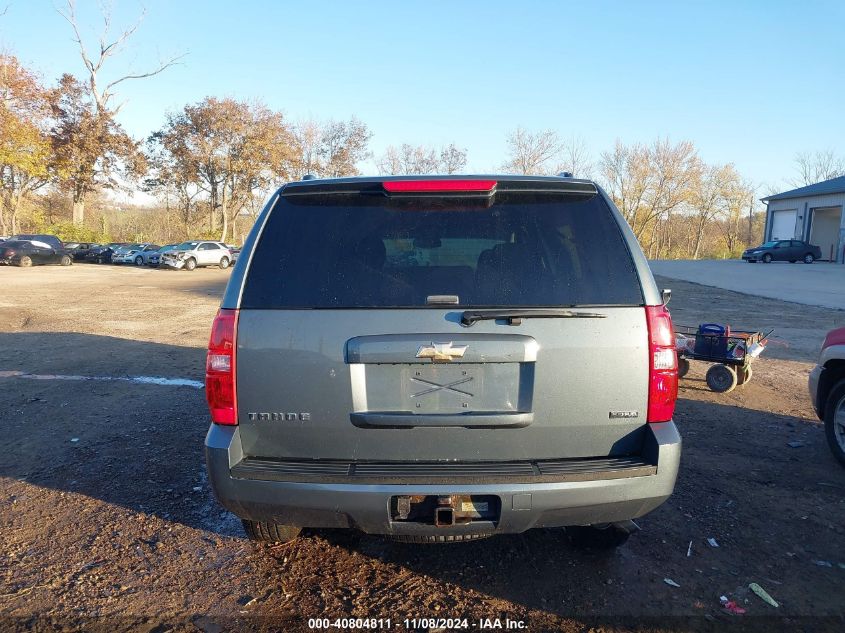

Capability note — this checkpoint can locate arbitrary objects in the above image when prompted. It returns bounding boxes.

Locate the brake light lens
[645,305,678,423]
[206,308,238,425]
[383,179,497,193]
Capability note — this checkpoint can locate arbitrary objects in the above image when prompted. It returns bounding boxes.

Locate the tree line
[1,2,842,255]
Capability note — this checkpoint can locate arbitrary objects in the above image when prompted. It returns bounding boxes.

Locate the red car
[809,327,845,465]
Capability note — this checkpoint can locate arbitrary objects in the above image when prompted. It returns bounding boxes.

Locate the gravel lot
[1,264,844,632]
[650,260,845,310]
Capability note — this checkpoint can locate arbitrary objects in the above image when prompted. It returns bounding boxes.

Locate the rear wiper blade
[461,309,607,326]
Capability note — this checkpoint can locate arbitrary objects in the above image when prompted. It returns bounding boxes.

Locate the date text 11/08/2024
[307,618,527,630]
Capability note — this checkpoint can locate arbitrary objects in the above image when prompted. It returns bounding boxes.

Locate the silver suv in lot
[204,176,681,547]
[161,240,232,270]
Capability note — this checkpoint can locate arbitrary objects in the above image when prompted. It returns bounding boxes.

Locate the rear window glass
[241,191,643,308]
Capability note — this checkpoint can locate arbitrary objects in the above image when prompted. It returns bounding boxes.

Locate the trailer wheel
[706,364,737,393]
[736,365,753,386]
[678,358,690,378]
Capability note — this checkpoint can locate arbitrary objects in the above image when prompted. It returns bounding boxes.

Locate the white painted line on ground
[0,370,204,389]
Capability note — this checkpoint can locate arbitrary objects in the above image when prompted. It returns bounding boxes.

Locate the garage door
[770,209,797,240]
[810,206,842,261]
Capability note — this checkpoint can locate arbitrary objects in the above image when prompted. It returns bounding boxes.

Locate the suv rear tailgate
[236,307,648,462]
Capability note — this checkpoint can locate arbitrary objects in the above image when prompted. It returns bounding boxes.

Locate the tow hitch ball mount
[434,495,456,527]
[393,494,496,526]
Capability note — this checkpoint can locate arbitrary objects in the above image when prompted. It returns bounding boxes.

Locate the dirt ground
[1,264,844,632]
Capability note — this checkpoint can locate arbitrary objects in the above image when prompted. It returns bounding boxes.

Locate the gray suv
[205,176,681,547]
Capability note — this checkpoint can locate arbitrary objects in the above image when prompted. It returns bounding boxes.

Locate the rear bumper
[205,422,681,536]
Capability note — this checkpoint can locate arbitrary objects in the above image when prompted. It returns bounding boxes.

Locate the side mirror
[662,288,672,305]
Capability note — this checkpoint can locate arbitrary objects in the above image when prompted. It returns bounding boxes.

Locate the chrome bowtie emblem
[415,342,468,363]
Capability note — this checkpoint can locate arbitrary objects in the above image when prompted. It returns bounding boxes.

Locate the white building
[761,175,845,263]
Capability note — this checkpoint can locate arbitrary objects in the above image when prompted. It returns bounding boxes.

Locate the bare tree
[376,143,466,175]
[290,117,372,179]
[687,163,723,259]
[320,117,372,178]
[502,127,562,175]
[600,138,700,258]
[56,0,183,223]
[290,119,323,180]
[791,149,845,187]
[715,174,756,256]
[554,135,593,178]
[438,143,467,174]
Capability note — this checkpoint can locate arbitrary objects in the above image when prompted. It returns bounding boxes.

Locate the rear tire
[823,380,845,467]
[736,365,753,386]
[184,257,197,271]
[219,256,230,269]
[135,256,144,266]
[18,256,32,267]
[678,358,690,378]
[706,364,737,393]
[762,253,772,263]
[566,525,630,550]
[241,519,301,543]
[804,253,815,264]
[60,255,72,266]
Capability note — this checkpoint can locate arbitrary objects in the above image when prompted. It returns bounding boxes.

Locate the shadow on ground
[3,330,844,621]
[0,331,226,534]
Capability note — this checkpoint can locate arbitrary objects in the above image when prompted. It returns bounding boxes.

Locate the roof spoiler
[281,176,598,198]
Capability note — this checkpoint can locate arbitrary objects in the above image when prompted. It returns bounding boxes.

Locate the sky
[2,0,844,197]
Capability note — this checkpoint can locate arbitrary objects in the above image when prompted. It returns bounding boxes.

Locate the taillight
[645,305,678,423]
[383,179,497,193]
[206,308,238,425]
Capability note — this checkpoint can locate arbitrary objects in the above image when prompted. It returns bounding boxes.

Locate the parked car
[86,243,127,264]
[0,239,73,267]
[146,244,178,267]
[742,240,822,263]
[8,234,63,250]
[111,243,161,265]
[109,244,142,264]
[161,240,232,270]
[809,327,845,466]
[64,242,101,261]
[204,175,681,548]
[107,244,142,264]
